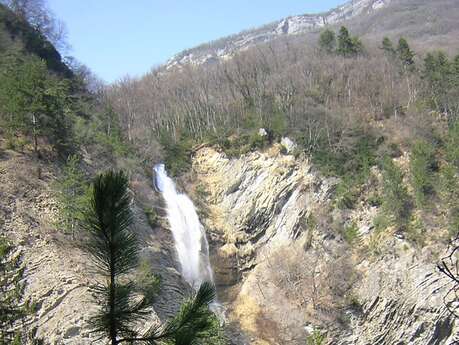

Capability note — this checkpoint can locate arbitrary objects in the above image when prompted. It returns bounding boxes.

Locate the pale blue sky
[48,1,344,83]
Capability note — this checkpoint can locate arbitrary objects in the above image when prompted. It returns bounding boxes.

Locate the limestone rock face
[191,146,458,345]
[193,146,333,263]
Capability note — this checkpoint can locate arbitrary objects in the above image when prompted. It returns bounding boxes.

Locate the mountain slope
[166,0,459,69]
[0,3,71,76]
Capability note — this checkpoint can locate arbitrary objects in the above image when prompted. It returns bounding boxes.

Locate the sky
[48,0,344,83]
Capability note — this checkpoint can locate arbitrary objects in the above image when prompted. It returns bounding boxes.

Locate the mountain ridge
[166,0,391,69]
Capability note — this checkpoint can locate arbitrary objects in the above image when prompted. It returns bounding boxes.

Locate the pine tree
[0,54,72,155]
[422,51,455,114]
[82,170,218,345]
[337,26,353,56]
[396,37,415,70]
[54,154,89,237]
[410,140,436,207]
[318,29,336,53]
[381,37,395,56]
[0,237,25,344]
[336,26,363,57]
[381,156,411,228]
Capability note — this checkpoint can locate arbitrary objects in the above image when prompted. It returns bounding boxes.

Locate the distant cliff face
[166,0,391,69]
[191,145,458,345]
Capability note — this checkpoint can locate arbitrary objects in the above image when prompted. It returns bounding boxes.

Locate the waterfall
[153,164,215,290]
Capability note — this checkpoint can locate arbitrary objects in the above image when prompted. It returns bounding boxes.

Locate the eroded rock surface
[192,145,458,345]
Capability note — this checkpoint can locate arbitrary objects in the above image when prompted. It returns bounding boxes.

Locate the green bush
[306,330,326,345]
[198,312,228,345]
[406,216,426,246]
[160,133,194,176]
[311,132,379,179]
[195,184,210,199]
[0,237,26,342]
[334,179,360,210]
[248,131,268,150]
[342,222,361,246]
[135,258,161,304]
[144,207,159,228]
[368,192,382,207]
[373,213,390,232]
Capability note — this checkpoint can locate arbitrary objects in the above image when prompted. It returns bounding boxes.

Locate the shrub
[144,207,159,228]
[373,213,390,232]
[160,133,194,176]
[334,179,360,210]
[135,257,161,304]
[346,294,363,313]
[248,131,268,150]
[342,222,361,246]
[319,29,336,53]
[406,216,426,246]
[306,330,326,345]
[368,192,382,207]
[195,184,210,199]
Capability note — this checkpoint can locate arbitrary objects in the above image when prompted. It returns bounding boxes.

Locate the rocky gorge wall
[191,145,459,345]
[1,142,458,344]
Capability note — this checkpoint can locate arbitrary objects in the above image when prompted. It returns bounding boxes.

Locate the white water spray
[153,164,215,290]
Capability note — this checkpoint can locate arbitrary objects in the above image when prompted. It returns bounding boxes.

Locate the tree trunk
[32,113,38,154]
[109,253,117,345]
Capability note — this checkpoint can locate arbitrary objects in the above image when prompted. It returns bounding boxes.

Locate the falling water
[153,163,215,290]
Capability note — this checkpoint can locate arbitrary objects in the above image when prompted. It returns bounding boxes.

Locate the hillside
[166,0,459,69]
[0,3,71,76]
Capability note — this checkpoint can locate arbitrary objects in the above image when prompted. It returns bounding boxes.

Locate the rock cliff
[191,145,459,345]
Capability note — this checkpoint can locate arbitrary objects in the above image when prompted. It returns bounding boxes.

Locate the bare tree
[1,0,69,52]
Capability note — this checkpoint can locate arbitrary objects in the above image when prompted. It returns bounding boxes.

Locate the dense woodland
[0,0,459,343]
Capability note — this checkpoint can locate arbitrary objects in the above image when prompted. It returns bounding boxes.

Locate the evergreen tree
[82,170,217,345]
[318,29,336,53]
[0,54,73,155]
[453,54,459,80]
[381,36,395,56]
[381,156,411,228]
[396,37,415,70]
[0,237,25,344]
[410,140,436,207]
[422,51,458,116]
[337,26,363,57]
[54,154,89,237]
[337,26,353,56]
